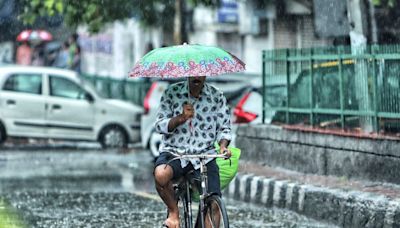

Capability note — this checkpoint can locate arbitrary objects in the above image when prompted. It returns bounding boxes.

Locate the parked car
[0,65,142,148]
[140,73,262,157]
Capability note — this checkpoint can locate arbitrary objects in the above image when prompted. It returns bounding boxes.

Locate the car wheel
[149,132,161,158]
[99,125,127,148]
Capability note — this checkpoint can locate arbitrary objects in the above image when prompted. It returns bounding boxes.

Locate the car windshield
[79,78,107,98]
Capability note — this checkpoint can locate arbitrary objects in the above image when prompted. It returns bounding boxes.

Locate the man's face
[189,76,206,90]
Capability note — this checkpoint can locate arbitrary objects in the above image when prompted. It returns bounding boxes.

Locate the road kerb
[224,172,400,227]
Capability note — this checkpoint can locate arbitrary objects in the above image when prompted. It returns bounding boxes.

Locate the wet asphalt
[0,142,337,227]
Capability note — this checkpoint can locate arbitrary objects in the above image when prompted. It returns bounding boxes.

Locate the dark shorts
[154,152,221,196]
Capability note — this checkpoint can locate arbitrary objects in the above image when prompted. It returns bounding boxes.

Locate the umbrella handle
[189,119,193,133]
[187,77,193,134]
[187,77,191,104]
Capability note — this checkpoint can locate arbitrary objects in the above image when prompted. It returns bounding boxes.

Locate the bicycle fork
[199,159,208,228]
[185,181,193,228]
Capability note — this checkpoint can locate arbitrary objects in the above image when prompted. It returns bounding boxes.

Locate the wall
[235,2,335,75]
[190,5,216,46]
[78,19,163,78]
[298,16,334,48]
[236,124,400,184]
[274,18,297,49]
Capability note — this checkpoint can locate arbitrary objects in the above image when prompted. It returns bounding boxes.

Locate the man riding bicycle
[153,76,232,228]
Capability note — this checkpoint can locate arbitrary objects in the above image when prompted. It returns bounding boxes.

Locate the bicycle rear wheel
[203,195,229,228]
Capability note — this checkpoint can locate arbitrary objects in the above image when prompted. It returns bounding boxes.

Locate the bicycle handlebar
[166,150,229,160]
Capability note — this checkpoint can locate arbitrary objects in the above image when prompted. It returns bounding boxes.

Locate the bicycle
[167,149,230,228]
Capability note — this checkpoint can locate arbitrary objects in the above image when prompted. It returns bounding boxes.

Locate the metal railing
[262,45,400,133]
[80,74,151,106]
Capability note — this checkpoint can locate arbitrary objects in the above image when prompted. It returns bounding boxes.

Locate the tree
[19,0,163,33]
[372,0,396,7]
[372,0,400,43]
[20,0,220,44]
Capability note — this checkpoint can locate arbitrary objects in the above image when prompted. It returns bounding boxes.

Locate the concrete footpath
[224,161,400,228]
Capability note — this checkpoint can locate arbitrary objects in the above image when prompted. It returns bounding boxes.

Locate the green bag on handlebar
[191,144,241,202]
[215,143,241,190]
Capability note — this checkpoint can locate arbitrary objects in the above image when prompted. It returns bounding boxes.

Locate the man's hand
[181,104,194,121]
[219,139,231,159]
[168,104,195,132]
[219,146,232,159]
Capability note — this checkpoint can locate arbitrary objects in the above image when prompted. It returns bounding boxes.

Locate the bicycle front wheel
[203,195,229,228]
[179,194,193,228]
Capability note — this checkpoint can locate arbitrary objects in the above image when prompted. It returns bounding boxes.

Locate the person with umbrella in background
[16,29,53,66]
[129,43,245,228]
[16,41,32,65]
[31,43,45,66]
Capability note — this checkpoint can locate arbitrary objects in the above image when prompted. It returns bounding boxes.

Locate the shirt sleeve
[216,93,232,142]
[154,88,174,135]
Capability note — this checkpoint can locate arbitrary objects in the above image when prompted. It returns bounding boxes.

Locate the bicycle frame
[169,151,228,228]
[198,157,209,228]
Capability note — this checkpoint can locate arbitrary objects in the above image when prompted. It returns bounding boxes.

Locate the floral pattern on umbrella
[129,44,245,78]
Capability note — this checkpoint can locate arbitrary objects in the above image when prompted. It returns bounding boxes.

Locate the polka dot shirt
[155,80,232,169]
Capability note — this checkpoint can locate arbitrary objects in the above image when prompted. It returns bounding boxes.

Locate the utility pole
[173,0,188,45]
[368,0,378,44]
[346,0,374,132]
[174,0,183,44]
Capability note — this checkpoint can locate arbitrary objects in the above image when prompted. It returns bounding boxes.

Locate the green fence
[80,74,151,106]
[262,45,400,133]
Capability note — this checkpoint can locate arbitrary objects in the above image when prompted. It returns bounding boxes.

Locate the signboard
[80,35,113,54]
[0,0,14,21]
[218,0,238,23]
[0,41,13,63]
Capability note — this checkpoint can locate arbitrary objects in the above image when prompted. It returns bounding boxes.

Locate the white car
[141,74,262,157]
[0,65,142,148]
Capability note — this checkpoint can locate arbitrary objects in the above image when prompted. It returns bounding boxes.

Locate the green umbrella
[129,43,245,78]
[129,43,246,133]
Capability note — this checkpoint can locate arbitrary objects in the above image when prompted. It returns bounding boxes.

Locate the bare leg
[154,164,180,228]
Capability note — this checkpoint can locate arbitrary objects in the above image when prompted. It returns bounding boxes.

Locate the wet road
[0,143,337,227]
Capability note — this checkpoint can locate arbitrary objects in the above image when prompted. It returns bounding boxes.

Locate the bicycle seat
[186,170,201,185]
[172,170,196,184]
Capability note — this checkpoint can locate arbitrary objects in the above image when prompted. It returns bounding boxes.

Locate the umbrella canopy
[129,44,245,78]
[16,29,53,42]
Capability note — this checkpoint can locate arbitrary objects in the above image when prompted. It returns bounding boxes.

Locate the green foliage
[372,0,397,7]
[19,0,220,33]
[189,0,220,7]
[20,0,146,32]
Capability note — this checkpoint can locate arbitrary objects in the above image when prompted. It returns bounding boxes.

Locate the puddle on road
[0,192,166,228]
[0,176,336,228]
[0,148,336,227]
[0,190,336,228]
